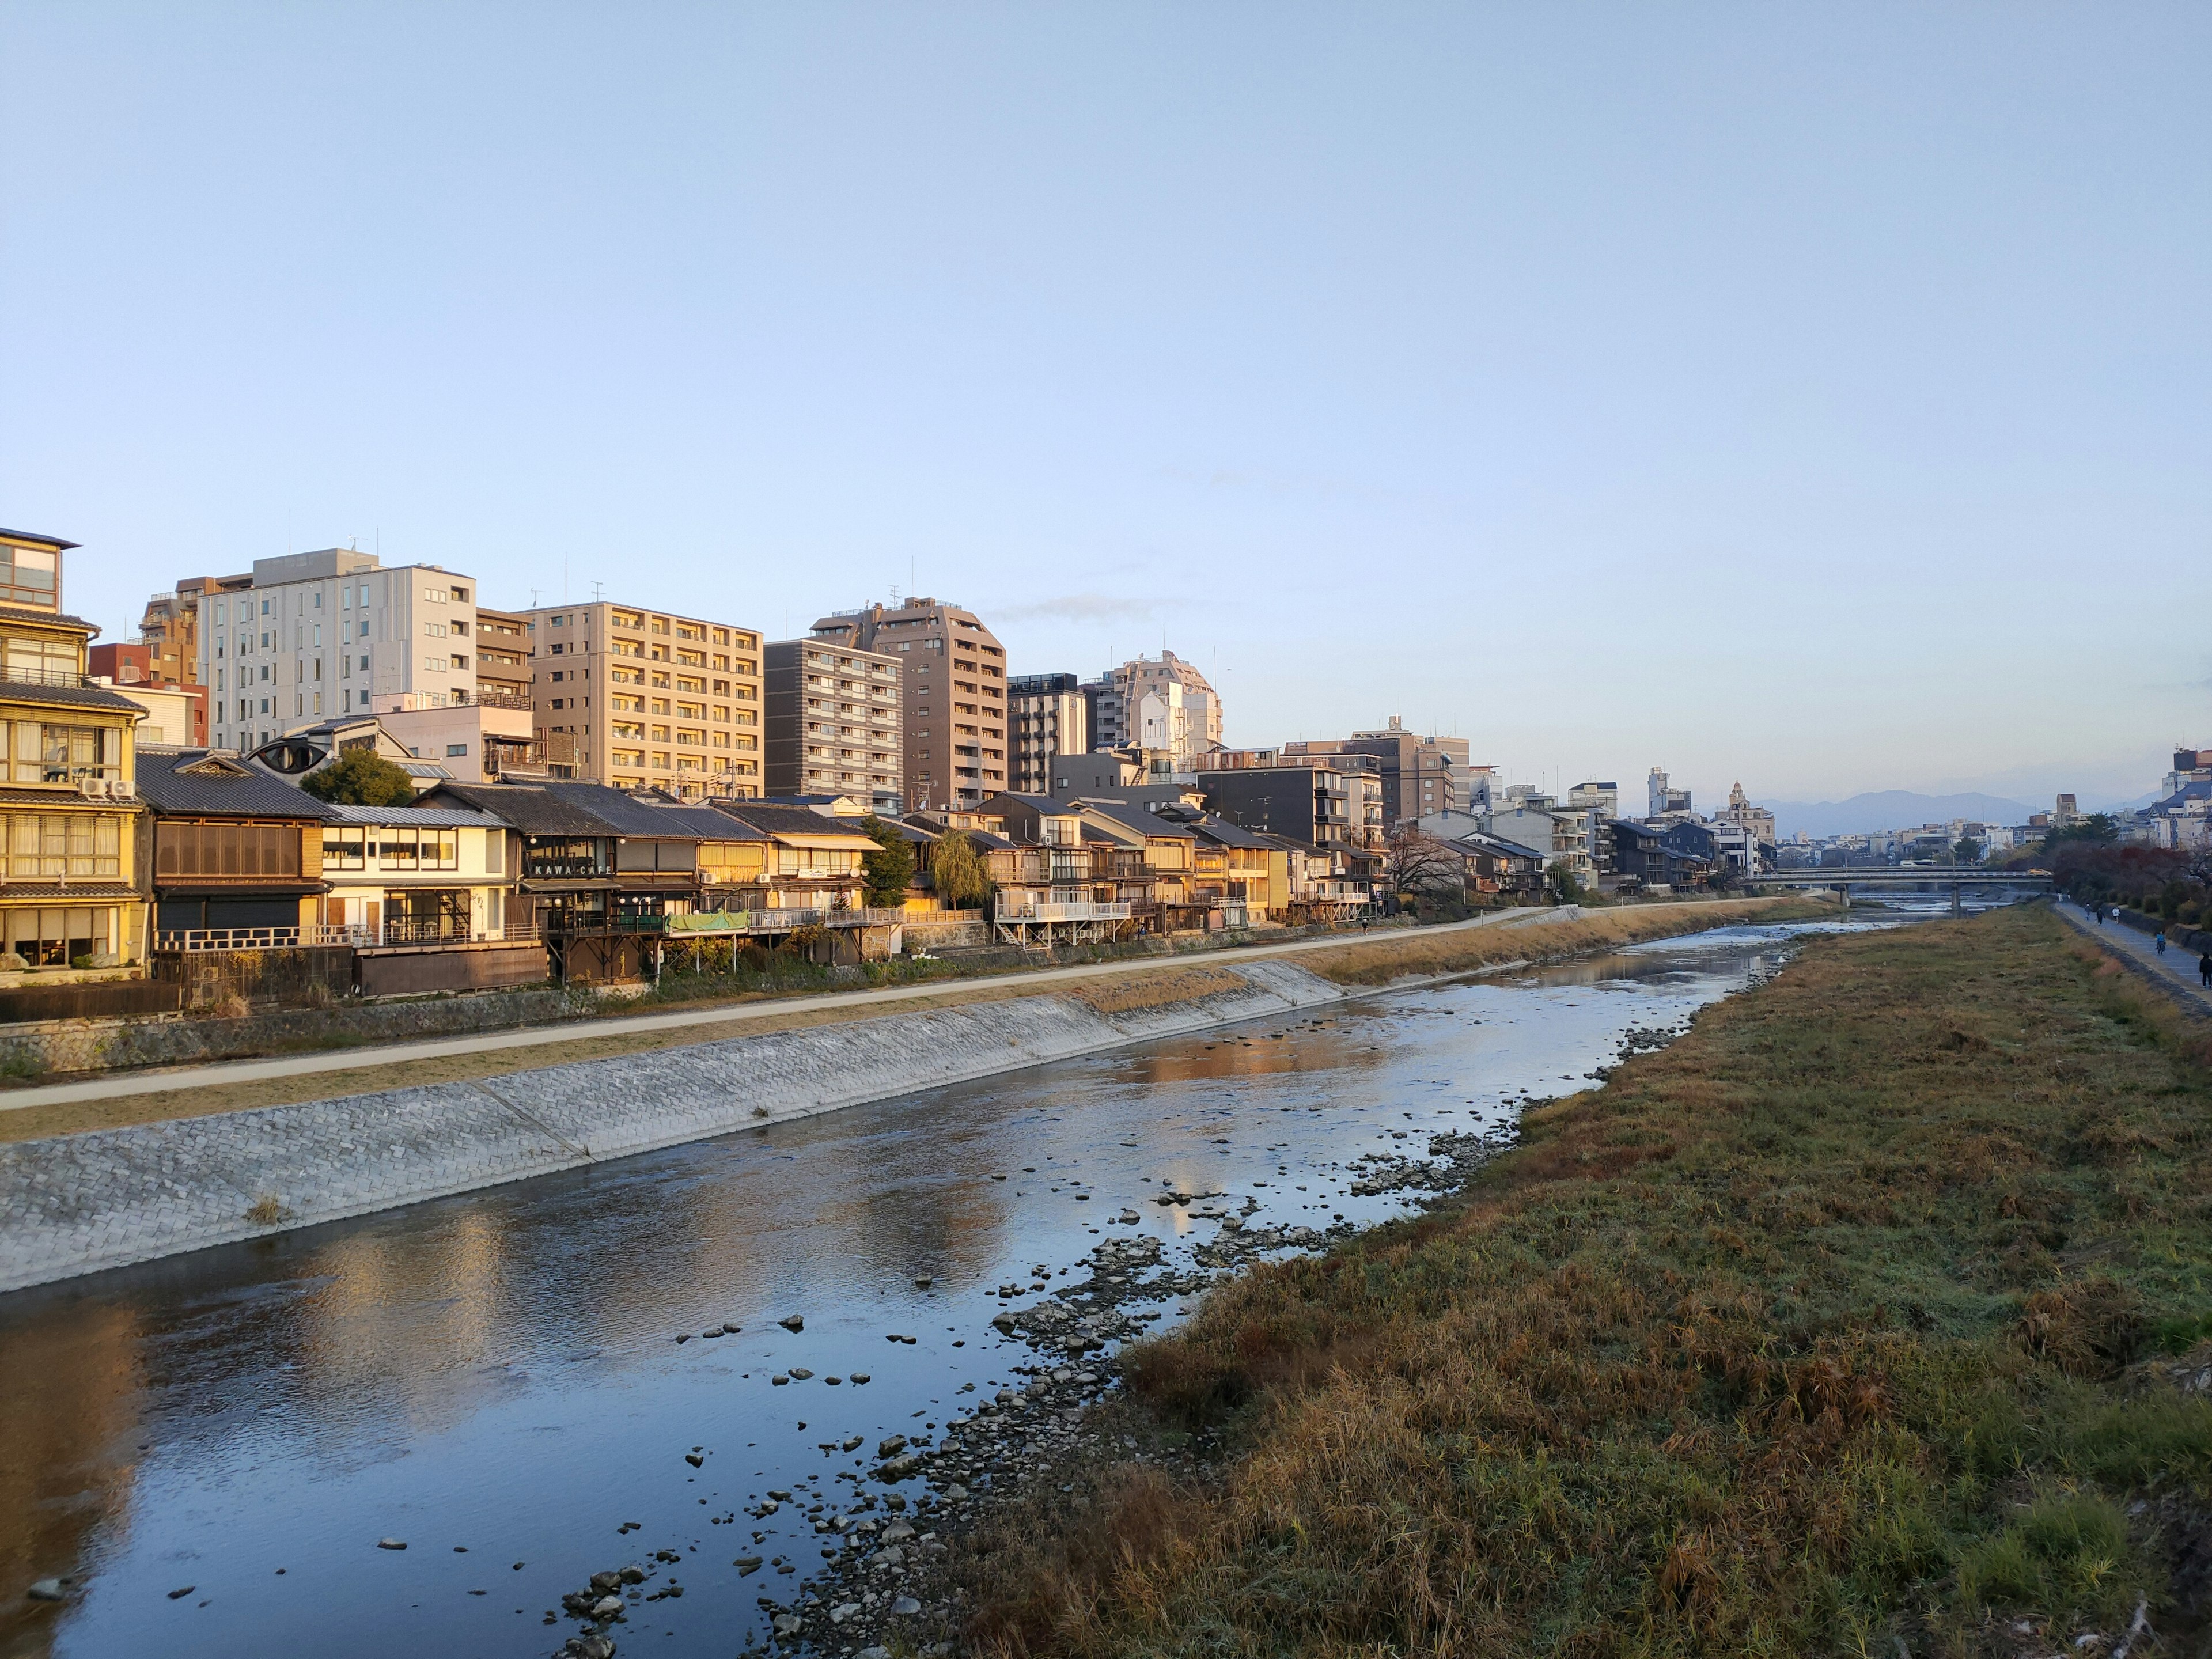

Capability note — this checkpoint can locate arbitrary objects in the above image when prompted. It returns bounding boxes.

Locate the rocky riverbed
[699,1108,1534,1659]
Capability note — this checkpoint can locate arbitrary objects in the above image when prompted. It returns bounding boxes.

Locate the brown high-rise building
[807,598,1006,809]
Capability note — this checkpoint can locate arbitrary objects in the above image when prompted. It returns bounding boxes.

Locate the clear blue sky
[4,4,2206,810]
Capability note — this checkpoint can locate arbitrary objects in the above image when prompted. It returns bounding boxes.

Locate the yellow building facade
[0,529,150,969]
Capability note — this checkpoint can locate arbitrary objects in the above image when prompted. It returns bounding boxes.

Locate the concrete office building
[1285,717,1483,828]
[763,638,903,812]
[1008,672,1088,795]
[198,550,479,755]
[516,601,764,800]
[1199,759,1385,854]
[806,599,1006,809]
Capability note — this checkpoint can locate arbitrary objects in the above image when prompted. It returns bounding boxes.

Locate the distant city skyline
[3,5,2205,806]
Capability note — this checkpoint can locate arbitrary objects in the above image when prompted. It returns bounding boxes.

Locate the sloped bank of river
[955,906,2212,1659]
[3,911,1895,1659]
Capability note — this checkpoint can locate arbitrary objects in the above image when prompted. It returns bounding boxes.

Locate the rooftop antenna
[592,581,604,603]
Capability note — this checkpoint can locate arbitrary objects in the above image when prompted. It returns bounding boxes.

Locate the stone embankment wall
[0,982,602,1078]
[0,959,1345,1294]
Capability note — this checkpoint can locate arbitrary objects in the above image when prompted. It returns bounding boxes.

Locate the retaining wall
[0,959,1347,1294]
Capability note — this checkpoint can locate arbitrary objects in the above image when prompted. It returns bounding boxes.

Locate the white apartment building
[200,550,478,753]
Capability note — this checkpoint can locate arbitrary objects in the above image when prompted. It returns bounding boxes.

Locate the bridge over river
[1745,866,2051,914]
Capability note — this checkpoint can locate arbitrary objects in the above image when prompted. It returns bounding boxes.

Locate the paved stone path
[2054,900,2212,1016]
[0,907,1544,1114]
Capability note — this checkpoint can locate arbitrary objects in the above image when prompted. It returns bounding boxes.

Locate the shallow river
[0,915,1939,1658]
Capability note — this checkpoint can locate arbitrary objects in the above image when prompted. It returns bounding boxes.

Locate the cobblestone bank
[0,960,1345,1294]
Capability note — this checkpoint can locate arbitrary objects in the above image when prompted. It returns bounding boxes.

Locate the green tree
[929,828,993,910]
[2041,812,2118,854]
[1546,858,1585,904]
[858,815,915,908]
[1953,836,1984,866]
[300,747,418,806]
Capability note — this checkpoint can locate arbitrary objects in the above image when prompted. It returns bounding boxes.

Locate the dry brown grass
[960,906,2212,1658]
[1071,967,1251,1016]
[1304,895,1835,986]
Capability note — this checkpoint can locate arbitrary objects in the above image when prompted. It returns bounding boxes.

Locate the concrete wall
[0,959,1344,1293]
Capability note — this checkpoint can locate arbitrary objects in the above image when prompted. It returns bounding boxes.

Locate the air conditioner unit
[109,779,136,801]
[78,777,108,799]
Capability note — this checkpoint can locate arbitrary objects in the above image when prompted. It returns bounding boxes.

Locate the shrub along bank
[963,906,2212,1657]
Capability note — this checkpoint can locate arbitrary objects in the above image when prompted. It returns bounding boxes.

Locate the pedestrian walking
[2202,949,2211,988]
[2155,929,2167,955]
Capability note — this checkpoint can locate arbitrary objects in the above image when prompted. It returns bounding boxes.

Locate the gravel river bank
[0,915,1925,1659]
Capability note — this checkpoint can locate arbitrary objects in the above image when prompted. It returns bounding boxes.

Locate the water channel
[1,910,1983,1658]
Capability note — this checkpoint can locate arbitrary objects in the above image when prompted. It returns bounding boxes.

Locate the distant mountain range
[1758,791,2037,840]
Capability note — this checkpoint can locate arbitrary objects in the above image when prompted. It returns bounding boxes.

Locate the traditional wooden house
[137,749,332,946]
[0,528,154,971]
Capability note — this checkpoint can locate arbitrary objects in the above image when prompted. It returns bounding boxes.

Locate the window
[154,820,300,879]
[3,637,76,683]
[424,621,449,638]
[423,587,450,604]
[7,812,120,878]
[445,743,468,757]
[321,826,366,870]
[423,656,449,673]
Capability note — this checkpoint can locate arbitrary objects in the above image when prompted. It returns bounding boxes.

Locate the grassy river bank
[960,906,2212,1658]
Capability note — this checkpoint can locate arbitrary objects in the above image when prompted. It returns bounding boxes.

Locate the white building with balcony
[313,804,518,944]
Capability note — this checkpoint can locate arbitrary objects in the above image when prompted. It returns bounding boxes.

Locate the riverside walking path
[0,906,1553,1118]
[2054,899,2212,1016]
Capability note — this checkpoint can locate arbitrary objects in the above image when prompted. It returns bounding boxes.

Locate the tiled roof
[321,803,512,830]
[710,802,881,841]
[1184,815,1274,850]
[0,881,140,901]
[0,676,149,715]
[0,785,147,810]
[1077,799,1199,839]
[135,751,334,820]
[419,782,616,836]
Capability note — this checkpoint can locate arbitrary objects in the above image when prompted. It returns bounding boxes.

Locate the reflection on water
[0,916,1920,1658]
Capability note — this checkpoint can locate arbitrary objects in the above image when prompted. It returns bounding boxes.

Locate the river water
[0,914,1952,1659]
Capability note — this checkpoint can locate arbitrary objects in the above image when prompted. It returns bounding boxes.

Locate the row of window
[209,581,471,630]
[3,721,125,786]
[154,821,301,880]
[6,813,123,878]
[320,826,480,872]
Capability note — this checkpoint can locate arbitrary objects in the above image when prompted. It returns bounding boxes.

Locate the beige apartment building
[806,598,1006,809]
[517,601,763,799]
[763,639,902,811]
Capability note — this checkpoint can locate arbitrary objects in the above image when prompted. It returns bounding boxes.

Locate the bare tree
[1388,828,1466,907]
